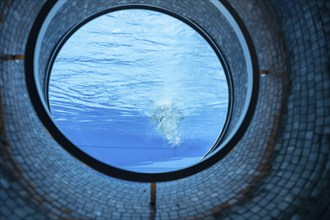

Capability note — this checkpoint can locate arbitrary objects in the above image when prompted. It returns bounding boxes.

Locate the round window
[26,1,259,182]
[48,9,229,173]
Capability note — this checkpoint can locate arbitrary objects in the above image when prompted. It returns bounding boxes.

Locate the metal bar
[150,182,156,206]
[0,54,25,61]
[260,69,269,75]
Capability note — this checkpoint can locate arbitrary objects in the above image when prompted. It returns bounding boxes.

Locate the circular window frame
[45,5,234,163]
[25,0,259,182]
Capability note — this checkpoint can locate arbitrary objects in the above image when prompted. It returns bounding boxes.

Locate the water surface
[49,9,229,173]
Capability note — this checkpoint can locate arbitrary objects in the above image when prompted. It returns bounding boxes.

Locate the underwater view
[49,9,228,173]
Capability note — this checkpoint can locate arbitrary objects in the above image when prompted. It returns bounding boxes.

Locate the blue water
[49,9,228,173]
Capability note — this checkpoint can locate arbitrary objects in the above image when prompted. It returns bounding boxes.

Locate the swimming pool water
[49,9,228,173]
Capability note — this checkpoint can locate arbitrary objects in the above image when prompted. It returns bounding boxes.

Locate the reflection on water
[49,9,228,173]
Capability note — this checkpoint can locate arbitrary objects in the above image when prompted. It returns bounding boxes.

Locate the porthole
[47,9,229,173]
[25,1,259,182]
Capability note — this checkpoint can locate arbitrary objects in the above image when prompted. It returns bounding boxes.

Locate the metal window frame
[25,0,259,182]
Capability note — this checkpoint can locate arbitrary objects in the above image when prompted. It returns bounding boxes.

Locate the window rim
[25,0,259,182]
